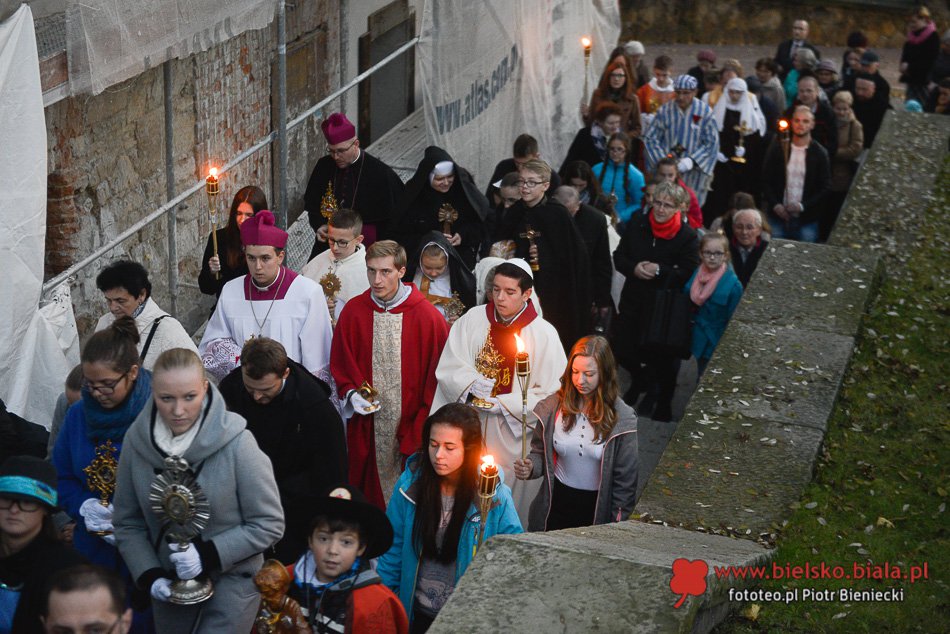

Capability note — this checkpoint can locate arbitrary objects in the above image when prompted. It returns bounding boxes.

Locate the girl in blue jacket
[592,132,645,228]
[377,403,522,630]
[685,232,744,375]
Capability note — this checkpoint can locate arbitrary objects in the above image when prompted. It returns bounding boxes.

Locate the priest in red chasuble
[432,260,566,525]
[330,240,449,508]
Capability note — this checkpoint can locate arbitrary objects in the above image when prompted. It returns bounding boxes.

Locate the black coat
[774,40,821,80]
[900,29,941,85]
[304,151,405,258]
[405,230,477,311]
[761,138,831,225]
[394,146,489,268]
[219,361,346,562]
[197,228,248,298]
[493,197,592,352]
[573,203,614,308]
[853,97,892,148]
[0,398,47,464]
[561,127,605,172]
[0,533,87,634]
[484,158,561,200]
[730,239,769,288]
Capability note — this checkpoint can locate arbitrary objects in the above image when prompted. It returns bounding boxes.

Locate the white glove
[79,499,114,534]
[150,578,173,602]
[102,533,116,546]
[349,392,379,415]
[734,145,746,158]
[716,152,728,163]
[469,376,497,400]
[168,542,203,580]
[677,157,694,173]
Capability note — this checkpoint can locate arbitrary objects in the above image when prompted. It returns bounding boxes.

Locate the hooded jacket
[376,455,522,620]
[113,382,284,591]
[526,393,639,531]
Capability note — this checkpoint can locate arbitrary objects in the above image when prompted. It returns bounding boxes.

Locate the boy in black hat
[288,484,407,633]
[0,456,86,634]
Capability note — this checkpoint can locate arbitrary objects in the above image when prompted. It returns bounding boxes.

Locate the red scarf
[649,209,682,240]
[689,263,727,306]
[485,302,538,395]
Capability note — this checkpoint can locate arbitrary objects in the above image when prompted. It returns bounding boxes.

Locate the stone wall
[45,0,337,337]
[620,0,949,50]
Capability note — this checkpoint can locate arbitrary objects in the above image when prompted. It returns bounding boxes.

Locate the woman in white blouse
[514,335,640,531]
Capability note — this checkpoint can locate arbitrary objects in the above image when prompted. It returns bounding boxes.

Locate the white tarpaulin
[0,4,78,426]
[66,0,276,95]
[418,0,620,185]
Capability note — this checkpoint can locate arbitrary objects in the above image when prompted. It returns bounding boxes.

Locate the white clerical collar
[251,266,285,292]
[371,282,412,311]
[349,149,362,166]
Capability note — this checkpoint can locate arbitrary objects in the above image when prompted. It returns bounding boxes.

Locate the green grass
[714,162,950,632]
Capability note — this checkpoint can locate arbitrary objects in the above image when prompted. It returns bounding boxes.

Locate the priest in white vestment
[432,259,566,525]
[199,210,332,382]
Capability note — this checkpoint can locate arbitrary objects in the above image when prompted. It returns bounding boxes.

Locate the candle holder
[514,334,530,461]
[83,441,118,536]
[778,119,790,166]
[206,168,221,280]
[476,455,500,550]
[581,37,592,106]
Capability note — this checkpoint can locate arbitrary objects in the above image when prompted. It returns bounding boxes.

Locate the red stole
[484,301,538,395]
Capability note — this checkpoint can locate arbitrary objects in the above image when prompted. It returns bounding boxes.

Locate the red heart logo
[670,558,708,608]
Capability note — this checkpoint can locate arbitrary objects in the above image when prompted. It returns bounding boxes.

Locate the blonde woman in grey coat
[514,335,639,531]
[114,348,284,632]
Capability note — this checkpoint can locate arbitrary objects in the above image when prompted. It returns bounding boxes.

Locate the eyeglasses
[653,200,679,210]
[325,139,357,156]
[518,179,547,189]
[609,72,626,79]
[82,370,130,396]
[0,497,41,512]
[47,615,124,634]
[701,250,726,258]
[328,238,352,248]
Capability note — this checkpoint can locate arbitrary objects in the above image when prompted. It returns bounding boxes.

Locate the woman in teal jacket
[685,232,743,375]
[377,403,522,630]
[591,131,645,228]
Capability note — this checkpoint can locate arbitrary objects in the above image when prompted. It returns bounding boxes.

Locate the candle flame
[514,333,525,354]
[480,455,495,469]
[778,119,788,131]
[581,37,592,50]
[208,167,218,178]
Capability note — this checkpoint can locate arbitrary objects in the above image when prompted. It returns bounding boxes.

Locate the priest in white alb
[199,210,333,381]
[432,259,566,525]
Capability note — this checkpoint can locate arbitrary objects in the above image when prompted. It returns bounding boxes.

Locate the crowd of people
[1,9,943,633]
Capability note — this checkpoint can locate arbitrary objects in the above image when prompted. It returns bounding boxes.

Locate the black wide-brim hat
[0,455,59,509]
[310,484,394,560]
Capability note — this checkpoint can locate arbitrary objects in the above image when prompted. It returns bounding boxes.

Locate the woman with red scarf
[612,181,699,421]
[684,233,743,377]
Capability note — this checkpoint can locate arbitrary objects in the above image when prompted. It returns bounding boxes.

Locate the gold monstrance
[472,330,505,409]
[438,203,458,235]
[519,225,542,271]
[319,270,342,327]
[84,441,118,536]
[320,183,339,220]
[731,121,753,163]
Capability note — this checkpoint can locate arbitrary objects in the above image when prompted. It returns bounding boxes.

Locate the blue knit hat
[0,456,58,509]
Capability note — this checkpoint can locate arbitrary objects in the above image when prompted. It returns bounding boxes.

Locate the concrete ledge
[430,522,771,634]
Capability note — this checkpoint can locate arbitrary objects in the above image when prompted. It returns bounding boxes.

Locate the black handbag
[637,273,693,360]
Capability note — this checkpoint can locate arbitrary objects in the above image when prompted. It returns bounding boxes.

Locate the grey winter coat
[526,393,639,531]
[114,383,284,630]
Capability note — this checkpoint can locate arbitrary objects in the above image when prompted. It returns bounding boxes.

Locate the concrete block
[430,522,771,634]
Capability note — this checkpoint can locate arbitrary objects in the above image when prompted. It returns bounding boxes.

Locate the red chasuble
[330,285,449,508]
[484,301,539,396]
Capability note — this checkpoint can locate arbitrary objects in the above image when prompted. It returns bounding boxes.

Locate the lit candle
[514,334,529,378]
[778,119,789,133]
[206,167,219,196]
[581,37,592,53]
[478,455,499,497]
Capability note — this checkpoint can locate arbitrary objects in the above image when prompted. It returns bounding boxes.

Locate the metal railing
[41,28,420,306]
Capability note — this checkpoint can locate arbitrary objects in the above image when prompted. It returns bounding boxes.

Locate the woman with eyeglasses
[198,185,268,300]
[613,181,699,421]
[591,132,645,230]
[684,233,743,377]
[393,146,490,270]
[0,456,87,634]
[52,317,153,632]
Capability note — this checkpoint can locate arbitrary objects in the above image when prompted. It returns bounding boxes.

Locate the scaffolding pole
[163,61,179,317]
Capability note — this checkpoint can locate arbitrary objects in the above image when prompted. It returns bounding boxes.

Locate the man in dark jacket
[219,337,346,562]
[853,74,892,148]
[551,185,614,333]
[762,106,831,243]
[784,75,837,157]
[774,19,821,80]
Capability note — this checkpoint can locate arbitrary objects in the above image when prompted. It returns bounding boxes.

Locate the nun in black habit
[393,146,490,269]
[406,230,477,323]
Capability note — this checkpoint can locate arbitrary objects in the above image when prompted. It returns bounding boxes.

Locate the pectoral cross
[438,203,459,235]
[519,225,541,271]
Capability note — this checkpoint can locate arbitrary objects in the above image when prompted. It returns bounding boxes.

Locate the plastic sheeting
[0,4,78,427]
[66,0,276,95]
[418,0,620,185]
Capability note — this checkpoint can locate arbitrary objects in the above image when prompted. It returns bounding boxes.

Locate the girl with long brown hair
[514,335,639,531]
[198,185,268,298]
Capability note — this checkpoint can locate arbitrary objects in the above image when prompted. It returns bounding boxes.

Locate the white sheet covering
[0,5,78,427]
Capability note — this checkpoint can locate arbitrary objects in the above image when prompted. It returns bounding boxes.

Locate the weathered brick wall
[45,0,338,338]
